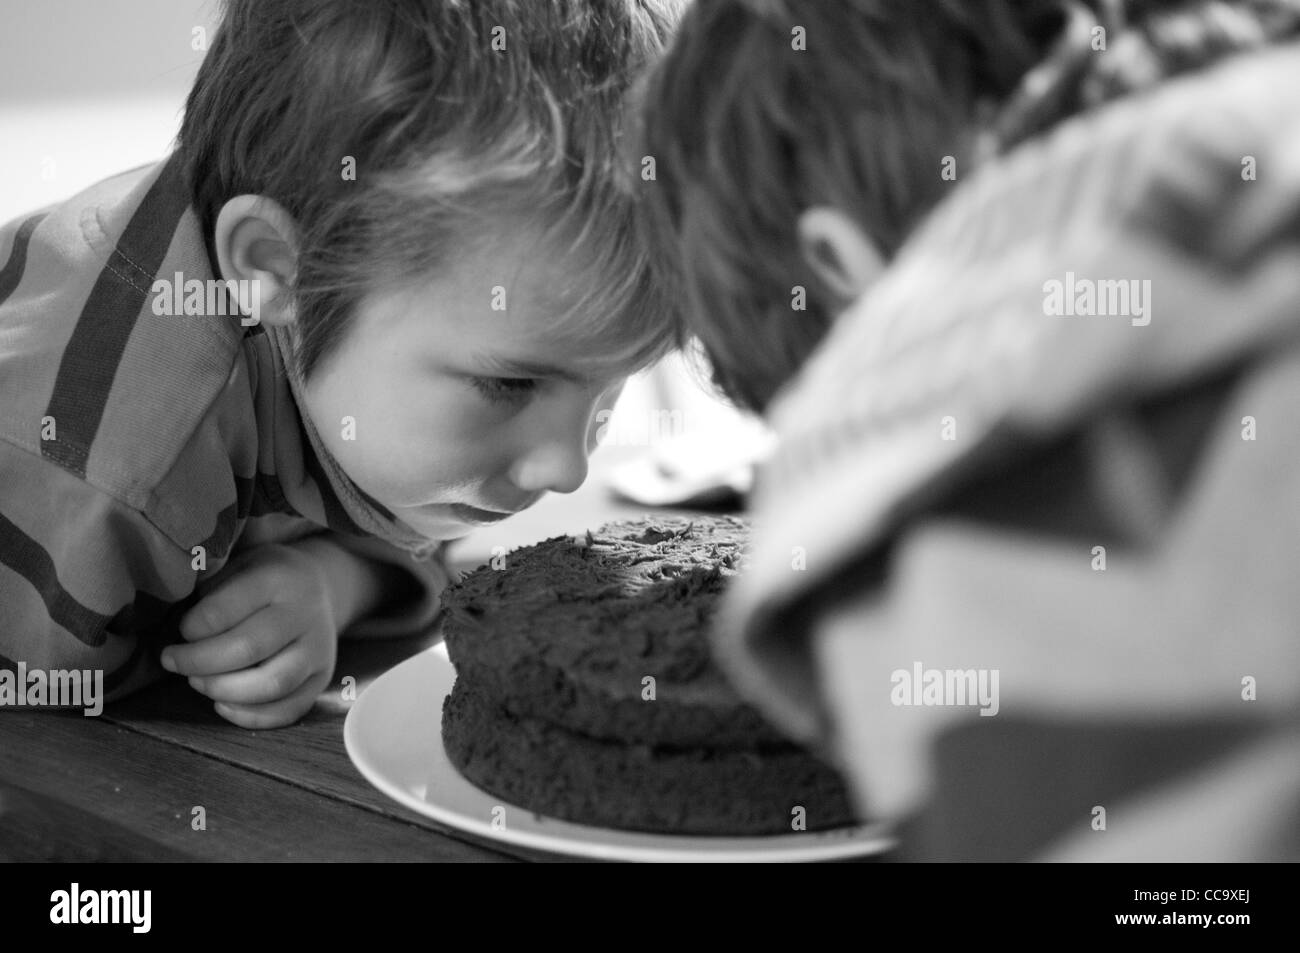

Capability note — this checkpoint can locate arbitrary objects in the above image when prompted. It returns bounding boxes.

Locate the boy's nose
[509,381,621,495]
[509,440,589,495]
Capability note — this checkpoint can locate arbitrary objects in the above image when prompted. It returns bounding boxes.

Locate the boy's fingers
[188,640,317,705]
[211,670,332,729]
[163,607,297,676]
[179,566,280,641]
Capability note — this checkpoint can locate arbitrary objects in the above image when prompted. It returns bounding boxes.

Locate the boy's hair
[180,0,685,382]
[633,0,1300,413]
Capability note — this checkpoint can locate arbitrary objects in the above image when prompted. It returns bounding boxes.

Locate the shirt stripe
[0,213,48,308]
[0,511,115,647]
[40,155,190,478]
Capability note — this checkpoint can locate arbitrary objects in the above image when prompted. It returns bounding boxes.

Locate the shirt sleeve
[322,532,451,638]
[0,438,199,705]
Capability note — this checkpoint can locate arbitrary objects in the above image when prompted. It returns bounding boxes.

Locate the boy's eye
[470,376,538,405]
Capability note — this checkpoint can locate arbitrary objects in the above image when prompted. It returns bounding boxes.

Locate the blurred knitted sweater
[716,41,1300,861]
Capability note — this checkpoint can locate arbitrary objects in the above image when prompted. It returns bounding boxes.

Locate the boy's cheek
[337,433,493,510]
[319,383,515,503]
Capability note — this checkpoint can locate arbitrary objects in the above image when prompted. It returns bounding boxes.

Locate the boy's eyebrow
[470,352,588,384]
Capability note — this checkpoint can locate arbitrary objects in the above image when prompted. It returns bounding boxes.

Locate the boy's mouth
[445,503,518,525]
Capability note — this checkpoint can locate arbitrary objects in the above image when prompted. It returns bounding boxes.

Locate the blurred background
[0,0,766,574]
[0,0,217,223]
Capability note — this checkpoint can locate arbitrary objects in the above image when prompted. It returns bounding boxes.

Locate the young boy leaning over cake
[633,0,1300,859]
[0,0,685,728]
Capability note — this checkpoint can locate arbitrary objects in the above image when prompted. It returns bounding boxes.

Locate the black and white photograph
[0,0,1294,905]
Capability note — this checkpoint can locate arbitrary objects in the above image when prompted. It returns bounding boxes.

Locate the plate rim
[343,645,895,862]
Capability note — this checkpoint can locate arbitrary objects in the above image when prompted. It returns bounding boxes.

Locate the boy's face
[302,234,628,541]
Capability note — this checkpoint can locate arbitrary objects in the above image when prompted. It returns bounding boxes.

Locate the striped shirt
[0,155,449,701]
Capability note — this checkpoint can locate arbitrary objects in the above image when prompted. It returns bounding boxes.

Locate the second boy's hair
[634,0,1300,413]
[180,0,685,382]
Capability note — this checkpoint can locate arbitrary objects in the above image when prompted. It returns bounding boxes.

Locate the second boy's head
[633,0,1065,415]
[633,0,1300,415]
[179,0,682,540]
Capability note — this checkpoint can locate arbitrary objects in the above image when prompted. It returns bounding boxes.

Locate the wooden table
[0,447,721,861]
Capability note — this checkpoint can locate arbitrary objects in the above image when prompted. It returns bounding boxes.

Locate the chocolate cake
[440,515,855,835]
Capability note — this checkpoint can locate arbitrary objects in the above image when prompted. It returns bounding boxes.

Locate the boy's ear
[796,207,884,306]
[212,196,299,327]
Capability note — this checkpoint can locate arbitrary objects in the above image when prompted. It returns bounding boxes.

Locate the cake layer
[441,516,789,747]
[442,678,856,836]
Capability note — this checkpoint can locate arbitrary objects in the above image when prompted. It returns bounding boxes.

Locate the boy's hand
[163,542,342,729]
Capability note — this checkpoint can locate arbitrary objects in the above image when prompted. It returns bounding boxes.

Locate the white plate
[344,643,896,862]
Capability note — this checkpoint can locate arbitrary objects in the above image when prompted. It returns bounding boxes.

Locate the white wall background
[0,0,219,223]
